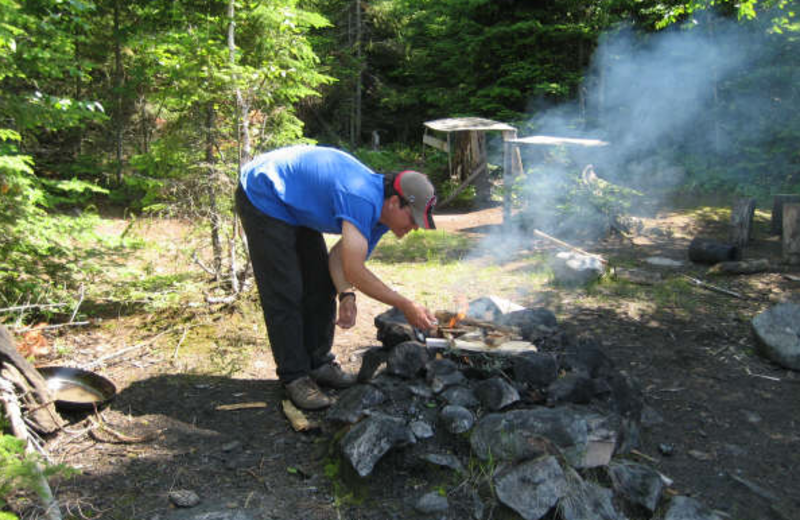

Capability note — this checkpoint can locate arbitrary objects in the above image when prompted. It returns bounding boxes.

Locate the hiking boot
[310,362,357,389]
[285,376,332,410]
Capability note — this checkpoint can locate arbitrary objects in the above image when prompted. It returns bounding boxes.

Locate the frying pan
[37,366,117,412]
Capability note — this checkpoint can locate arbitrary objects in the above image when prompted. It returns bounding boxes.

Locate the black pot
[688,238,741,265]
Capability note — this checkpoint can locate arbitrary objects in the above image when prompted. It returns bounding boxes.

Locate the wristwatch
[338,291,356,302]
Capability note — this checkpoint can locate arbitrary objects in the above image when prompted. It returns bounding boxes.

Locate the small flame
[447,294,469,328]
[447,312,466,328]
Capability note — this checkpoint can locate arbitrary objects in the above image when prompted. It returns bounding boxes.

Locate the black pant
[236,184,336,383]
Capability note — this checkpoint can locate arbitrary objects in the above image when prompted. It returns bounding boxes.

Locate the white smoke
[470,15,780,262]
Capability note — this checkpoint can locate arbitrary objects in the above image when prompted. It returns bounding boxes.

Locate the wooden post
[771,194,800,235]
[782,203,800,265]
[472,131,491,205]
[729,198,756,249]
[502,130,518,226]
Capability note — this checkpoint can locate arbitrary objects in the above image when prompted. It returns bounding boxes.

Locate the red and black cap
[393,170,436,230]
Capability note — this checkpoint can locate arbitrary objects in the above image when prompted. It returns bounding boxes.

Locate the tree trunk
[782,203,800,265]
[228,0,250,165]
[771,194,800,235]
[351,0,362,147]
[729,198,756,249]
[205,101,223,279]
[113,0,124,186]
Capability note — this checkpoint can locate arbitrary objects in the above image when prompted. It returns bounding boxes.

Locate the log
[688,237,741,265]
[707,258,771,275]
[783,203,800,265]
[0,325,63,433]
[771,194,800,235]
[730,198,756,249]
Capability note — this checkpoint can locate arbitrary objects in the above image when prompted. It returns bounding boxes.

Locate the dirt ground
[18,203,800,520]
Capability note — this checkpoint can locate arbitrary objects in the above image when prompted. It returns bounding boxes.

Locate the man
[236,145,438,410]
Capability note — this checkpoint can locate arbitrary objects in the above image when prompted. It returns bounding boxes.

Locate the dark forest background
[1,0,798,306]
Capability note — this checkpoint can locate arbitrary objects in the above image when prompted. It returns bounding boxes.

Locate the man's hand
[400,300,437,332]
[336,296,357,329]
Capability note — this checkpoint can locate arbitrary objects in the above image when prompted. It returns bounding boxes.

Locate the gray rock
[468,489,484,520]
[441,385,479,408]
[495,456,568,520]
[221,441,241,453]
[419,453,464,473]
[607,461,664,512]
[474,377,520,411]
[410,420,434,440]
[357,347,389,382]
[326,384,386,424]
[340,413,411,477]
[408,383,434,398]
[664,496,724,520]
[440,405,475,434]
[512,352,558,388]
[169,490,201,508]
[386,341,431,378]
[752,302,800,370]
[470,407,618,468]
[467,295,526,321]
[550,251,605,286]
[426,359,467,393]
[162,509,257,520]
[547,372,595,405]
[414,492,449,514]
[563,340,614,377]
[498,308,558,342]
[559,473,626,520]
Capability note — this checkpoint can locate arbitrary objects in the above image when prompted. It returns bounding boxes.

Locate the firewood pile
[0,325,65,520]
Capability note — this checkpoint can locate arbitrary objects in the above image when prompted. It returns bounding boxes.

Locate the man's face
[386,195,419,238]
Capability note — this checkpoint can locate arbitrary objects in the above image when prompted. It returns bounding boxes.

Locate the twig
[680,274,745,299]
[81,329,172,370]
[0,303,68,314]
[0,377,63,520]
[172,326,190,360]
[88,416,156,444]
[192,251,217,277]
[744,367,781,382]
[11,321,91,333]
[631,449,659,464]
[533,229,608,264]
[69,284,85,324]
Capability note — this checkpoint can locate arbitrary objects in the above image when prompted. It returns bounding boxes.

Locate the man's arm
[335,220,436,330]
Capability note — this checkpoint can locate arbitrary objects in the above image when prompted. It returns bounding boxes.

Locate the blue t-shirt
[240,145,389,255]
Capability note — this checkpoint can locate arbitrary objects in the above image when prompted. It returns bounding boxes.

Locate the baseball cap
[393,170,436,230]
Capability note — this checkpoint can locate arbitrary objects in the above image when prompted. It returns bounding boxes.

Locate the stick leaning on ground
[533,229,608,264]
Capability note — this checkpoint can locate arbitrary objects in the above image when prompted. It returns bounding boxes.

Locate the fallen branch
[0,377,63,520]
[680,274,745,300]
[533,229,608,265]
[0,303,68,314]
[10,321,91,334]
[81,329,172,370]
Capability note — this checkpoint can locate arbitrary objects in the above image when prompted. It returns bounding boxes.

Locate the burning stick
[434,311,520,336]
[533,229,608,265]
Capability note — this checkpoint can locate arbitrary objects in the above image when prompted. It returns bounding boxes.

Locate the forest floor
[15,201,800,520]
